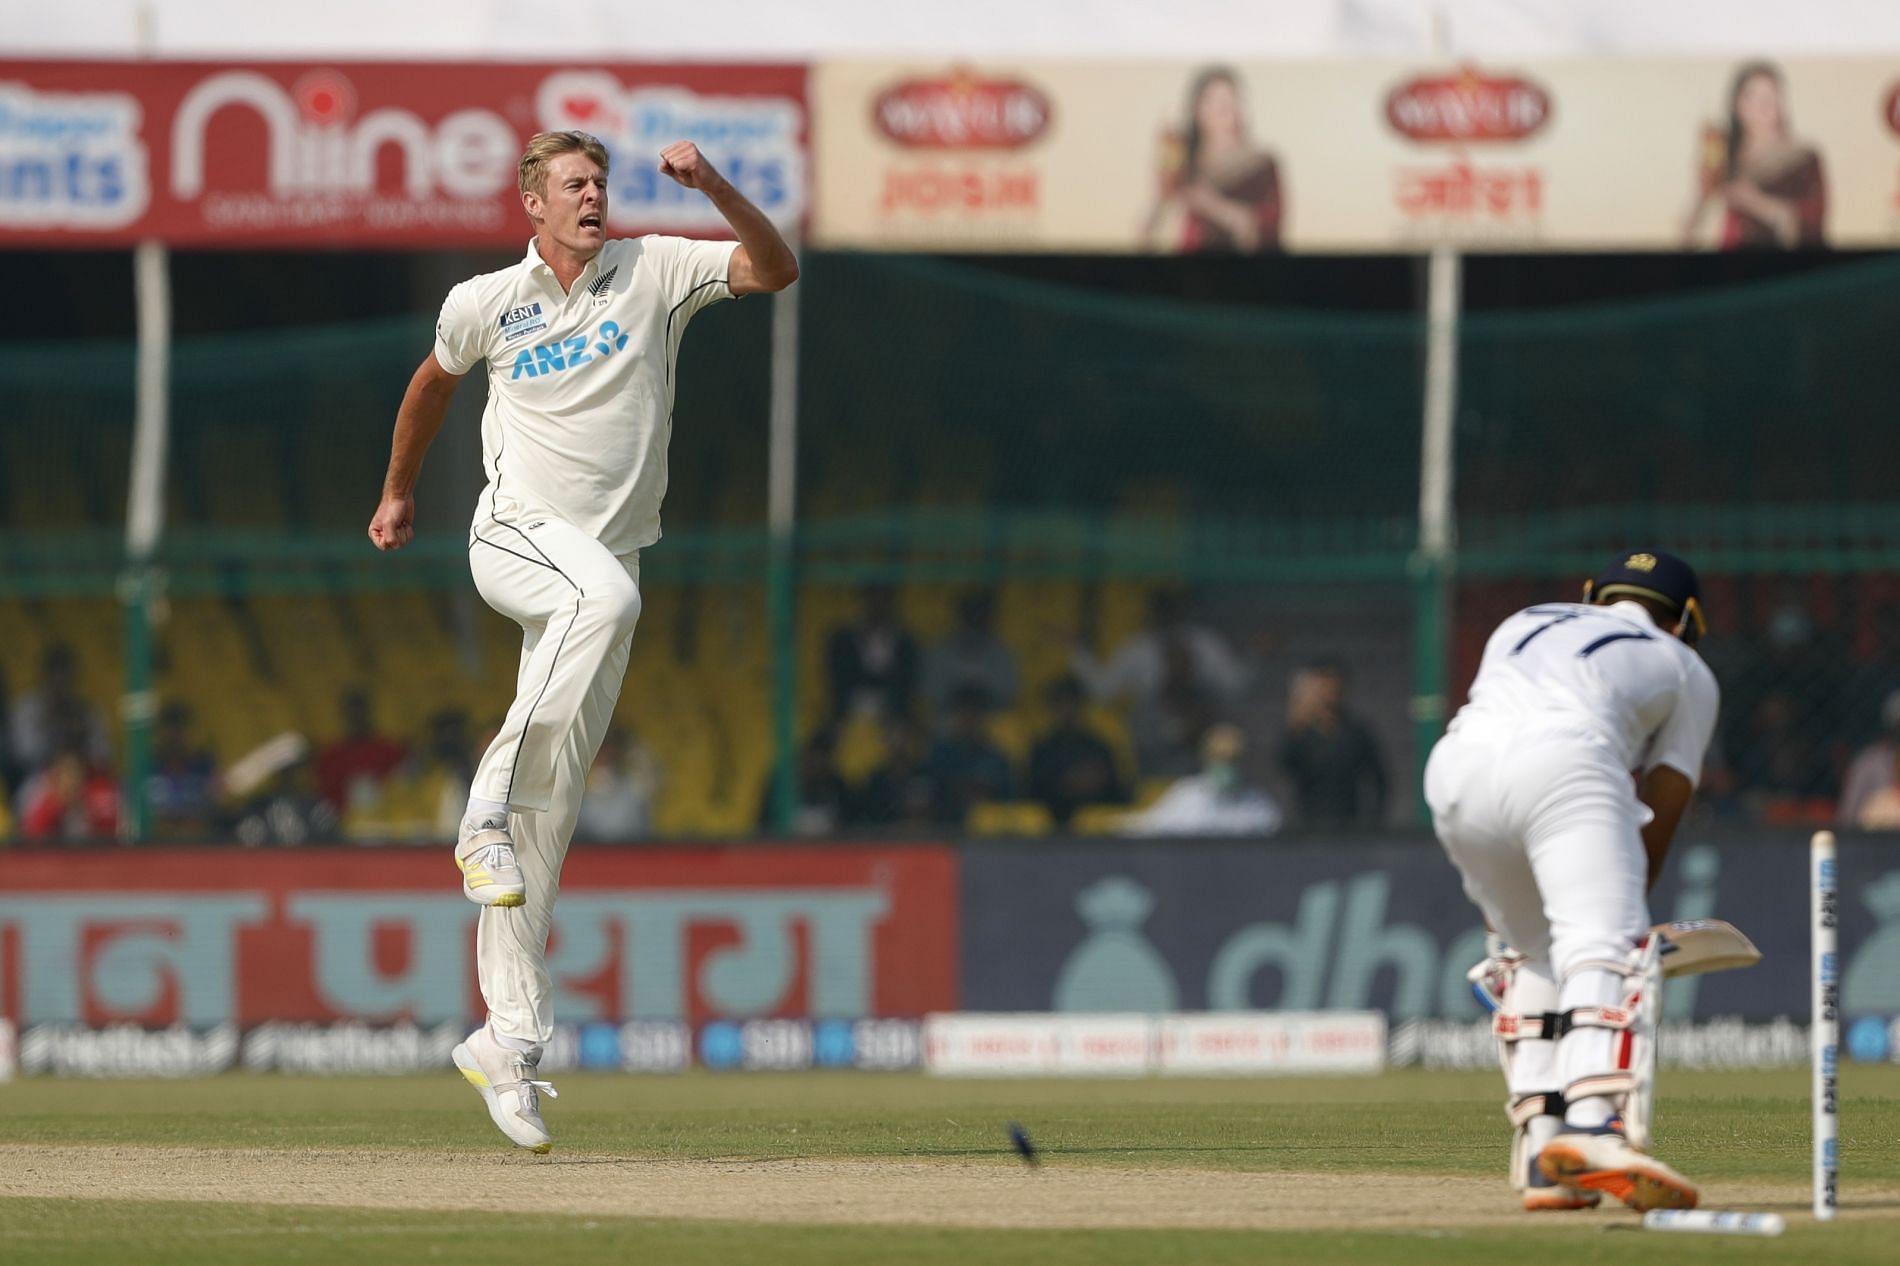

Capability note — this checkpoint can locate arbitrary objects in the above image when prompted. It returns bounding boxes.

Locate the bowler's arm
[657,141,799,295]
[368,353,462,551]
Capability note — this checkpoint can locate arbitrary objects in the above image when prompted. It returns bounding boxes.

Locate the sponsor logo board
[812,58,1900,252]
[0,61,806,247]
[0,846,956,1029]
[10,1017,920,1077]
[959,837,1900,1023]
[923,1011,1385,1077]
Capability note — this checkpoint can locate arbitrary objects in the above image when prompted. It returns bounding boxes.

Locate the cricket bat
[1650,918,1762,978]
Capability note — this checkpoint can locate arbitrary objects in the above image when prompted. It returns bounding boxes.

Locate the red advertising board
[0,61,806,248]
[0,845,956,1027]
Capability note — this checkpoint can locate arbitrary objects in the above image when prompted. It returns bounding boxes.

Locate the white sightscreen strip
[9,0,1900,60]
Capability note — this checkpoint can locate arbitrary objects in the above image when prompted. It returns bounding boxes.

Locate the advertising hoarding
[0,61,806,248]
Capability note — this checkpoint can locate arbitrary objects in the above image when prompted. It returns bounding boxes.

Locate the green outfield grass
[2,1066,1897,1264]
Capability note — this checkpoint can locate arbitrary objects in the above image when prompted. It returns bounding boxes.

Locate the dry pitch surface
[0,1144,1862,1232]
[3,1067,1897,1263]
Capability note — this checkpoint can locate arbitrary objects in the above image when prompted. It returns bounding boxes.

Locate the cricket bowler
[368,130,797,1151]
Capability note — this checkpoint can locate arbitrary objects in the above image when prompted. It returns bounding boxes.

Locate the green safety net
[4,252,1900,840]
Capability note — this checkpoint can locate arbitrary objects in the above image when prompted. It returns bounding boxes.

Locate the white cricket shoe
[452,1024,557,1153]
[1538,1126,1698,1211]
[455,812,524,908]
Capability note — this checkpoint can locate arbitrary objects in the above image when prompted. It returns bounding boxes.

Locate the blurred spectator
[923,588,1019,718]
[1029,676,1127,827]
[1278,659,1388,830]
[17,729,120,842]
[0,662,20,803]
[1723,588,1848,807]
[854,720,937,830]
[1072,588,1248,776]
[226,734,339,847]
[826,583,921,722]
[1072,589,1251,711]
[147,701,219,840]
[1731,688,1833,807]
[576,723,663,841]
[9,643,111,774]
[1840,690,1900,827]
[1854,748,1900,830]
[926,686,1014,824]
[1123,723,1281,837]
[758,727,853,836]
[1135,639,1222,779]
[346,709,473,841]
[315,688,409,814]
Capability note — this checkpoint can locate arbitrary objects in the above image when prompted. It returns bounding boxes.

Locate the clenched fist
[368,493,415,551]
[658,141,727,192]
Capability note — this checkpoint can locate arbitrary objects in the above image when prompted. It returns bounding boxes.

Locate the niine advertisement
[0,61,807,248]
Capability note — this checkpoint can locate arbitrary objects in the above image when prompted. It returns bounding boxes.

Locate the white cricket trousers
[1424,726,1649,1113]
[467,513,642,1044]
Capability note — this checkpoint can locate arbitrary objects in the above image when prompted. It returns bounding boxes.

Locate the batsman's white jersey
[434,234,737,1043]
[1442,600,1718,787]
[1425,599,1718,1128]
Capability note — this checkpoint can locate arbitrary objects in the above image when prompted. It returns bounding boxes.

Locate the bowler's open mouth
[579,213,602,230]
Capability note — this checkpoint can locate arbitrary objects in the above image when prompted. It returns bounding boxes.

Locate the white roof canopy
[10,0,1900,60]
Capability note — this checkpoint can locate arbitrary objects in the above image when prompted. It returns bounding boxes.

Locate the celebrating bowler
[368,130,797,1152]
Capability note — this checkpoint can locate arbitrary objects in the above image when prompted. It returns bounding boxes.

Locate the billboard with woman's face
[808,58,1900,253]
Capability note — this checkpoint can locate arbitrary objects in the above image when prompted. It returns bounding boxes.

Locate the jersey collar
[521,237,609,284]
[1606,599,1659,628]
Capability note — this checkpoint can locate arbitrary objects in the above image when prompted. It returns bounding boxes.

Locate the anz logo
[508,321,632,380]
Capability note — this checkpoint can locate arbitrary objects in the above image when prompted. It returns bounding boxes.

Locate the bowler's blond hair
[518,131,610,198]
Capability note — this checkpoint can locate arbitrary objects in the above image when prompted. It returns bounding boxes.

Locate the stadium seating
[1,563,1194,837]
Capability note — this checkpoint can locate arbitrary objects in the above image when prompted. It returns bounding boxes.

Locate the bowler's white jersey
[434,235,738,554]
[1446,600,1719,783]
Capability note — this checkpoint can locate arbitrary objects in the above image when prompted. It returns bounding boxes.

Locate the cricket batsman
[1424,551,1718,1211]
[367,130,798,1151]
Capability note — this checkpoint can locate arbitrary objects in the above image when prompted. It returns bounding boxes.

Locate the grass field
[3,1065,1897,1264]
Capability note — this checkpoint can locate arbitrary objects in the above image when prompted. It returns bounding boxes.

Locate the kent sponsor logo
[497,301,547,343]
[509,320,631,379]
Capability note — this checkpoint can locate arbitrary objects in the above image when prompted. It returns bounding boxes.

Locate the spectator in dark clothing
[926,686,1014,825]
[315,688,408,814]
[1278,660,1388,829]
[826,583,921,722]
[226,734,339,847]
[1029,675,1127,827]
[759,727,853,837]
[855,720,938,830]
[148,701,219,840]
[0,662,20,803]
[1731,687,1833,804]
[923,588,1019,719]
